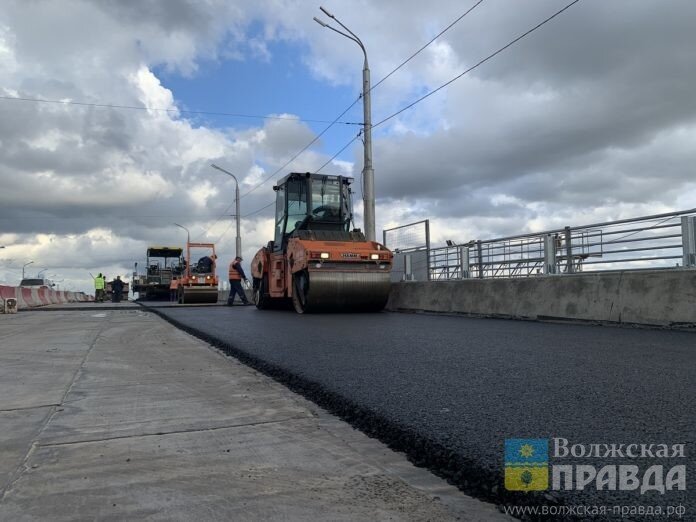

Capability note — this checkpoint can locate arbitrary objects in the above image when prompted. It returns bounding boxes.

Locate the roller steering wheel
[312,205,339,219]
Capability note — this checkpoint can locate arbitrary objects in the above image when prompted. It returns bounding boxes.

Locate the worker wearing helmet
[94,273,106,303]
[227,256,251,306]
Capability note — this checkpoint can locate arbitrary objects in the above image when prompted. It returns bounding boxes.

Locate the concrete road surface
[0,308,508,521]
[147,305,695,517]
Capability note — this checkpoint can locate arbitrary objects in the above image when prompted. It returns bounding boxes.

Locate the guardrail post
[459,246,470,279]
[476,240,484,279]
[403,254,413,281]
[564,226,574,273]
[543,234,557,274]
[682,216,696,267]
[425,219,431,281]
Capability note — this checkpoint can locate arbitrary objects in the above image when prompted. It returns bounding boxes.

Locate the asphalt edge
[138,302,575,521]
[389,308,696,333]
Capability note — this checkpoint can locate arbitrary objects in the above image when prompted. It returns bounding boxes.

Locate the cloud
[1,0,695,291]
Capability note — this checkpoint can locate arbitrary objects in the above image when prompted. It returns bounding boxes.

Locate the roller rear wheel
[292,271,310,314]
[254,275,270,310]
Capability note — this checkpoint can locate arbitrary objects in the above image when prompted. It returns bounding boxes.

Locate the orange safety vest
[228,261,242,281]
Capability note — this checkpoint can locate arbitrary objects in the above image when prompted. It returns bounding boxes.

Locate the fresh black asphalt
[146,304,695,518]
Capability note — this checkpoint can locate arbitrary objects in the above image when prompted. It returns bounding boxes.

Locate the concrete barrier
[0,285,93,310]
[387,269,696,327]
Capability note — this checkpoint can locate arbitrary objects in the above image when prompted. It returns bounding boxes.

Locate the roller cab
[251,172,392,313]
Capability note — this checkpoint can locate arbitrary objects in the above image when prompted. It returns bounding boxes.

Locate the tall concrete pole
[361,58,375,242]
[211,164,242,258]
[314,8,376,241]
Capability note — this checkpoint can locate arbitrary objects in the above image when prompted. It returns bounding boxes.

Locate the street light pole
[22,261,34,279]
[210,164,242,258]
[174,223,190,244]
[314,7,375,241]
[38,268,48,278]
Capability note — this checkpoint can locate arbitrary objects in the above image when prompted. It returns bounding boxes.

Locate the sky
[1,0,695,292]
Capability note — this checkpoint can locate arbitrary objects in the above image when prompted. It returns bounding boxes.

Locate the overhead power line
[237,2,483,200]
[312,134,361,174]
[229,0,581,230]
[234,133,364,223]
[202,99,362,237]
[370,0,484,92]
[374,0,582,129]
[243,201,276,218]
[238,97,361,199]
[173,3,489,238]
[0,95,361,126]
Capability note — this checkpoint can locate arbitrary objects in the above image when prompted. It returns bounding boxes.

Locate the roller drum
[297,269,391,312]
[180,286,218,304]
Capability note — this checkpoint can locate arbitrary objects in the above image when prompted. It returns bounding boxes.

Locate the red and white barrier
[0,285,93,309]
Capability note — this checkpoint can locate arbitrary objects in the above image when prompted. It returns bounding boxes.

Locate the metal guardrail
[393,209,696,281]
[383,220,431,282]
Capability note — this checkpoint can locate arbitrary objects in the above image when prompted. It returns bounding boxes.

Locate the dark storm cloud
[95,0,214,33]
[358,0,696,224]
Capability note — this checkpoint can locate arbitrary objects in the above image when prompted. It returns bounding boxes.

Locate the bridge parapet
[387,269,696,327]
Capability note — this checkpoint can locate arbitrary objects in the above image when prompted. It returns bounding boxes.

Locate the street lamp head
[174,223,190,242]
[211,164,238,183]
[319,6,334,18]
[313,16,329,27]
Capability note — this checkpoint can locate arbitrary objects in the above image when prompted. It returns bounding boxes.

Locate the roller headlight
[370,254,379,260]
[320,252,330,259]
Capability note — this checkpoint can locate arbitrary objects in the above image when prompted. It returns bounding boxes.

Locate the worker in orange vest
[227,256,251,306]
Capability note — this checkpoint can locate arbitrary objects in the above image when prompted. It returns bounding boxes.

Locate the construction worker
[94,273,106,303]
[197,254,217,274]
[227,256,251,306]
[111,276,124,303]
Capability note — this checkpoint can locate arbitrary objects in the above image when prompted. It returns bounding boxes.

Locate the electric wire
[212,132,362,237]
[238,1,485,199]
[239,97,361,199]
[8,2,556,241]
[370,0,485,92]
[0,95,361,126]
[243,201,276,218]
[181,4,491,239]
[312,134,361,174]
[373,0,582,129]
